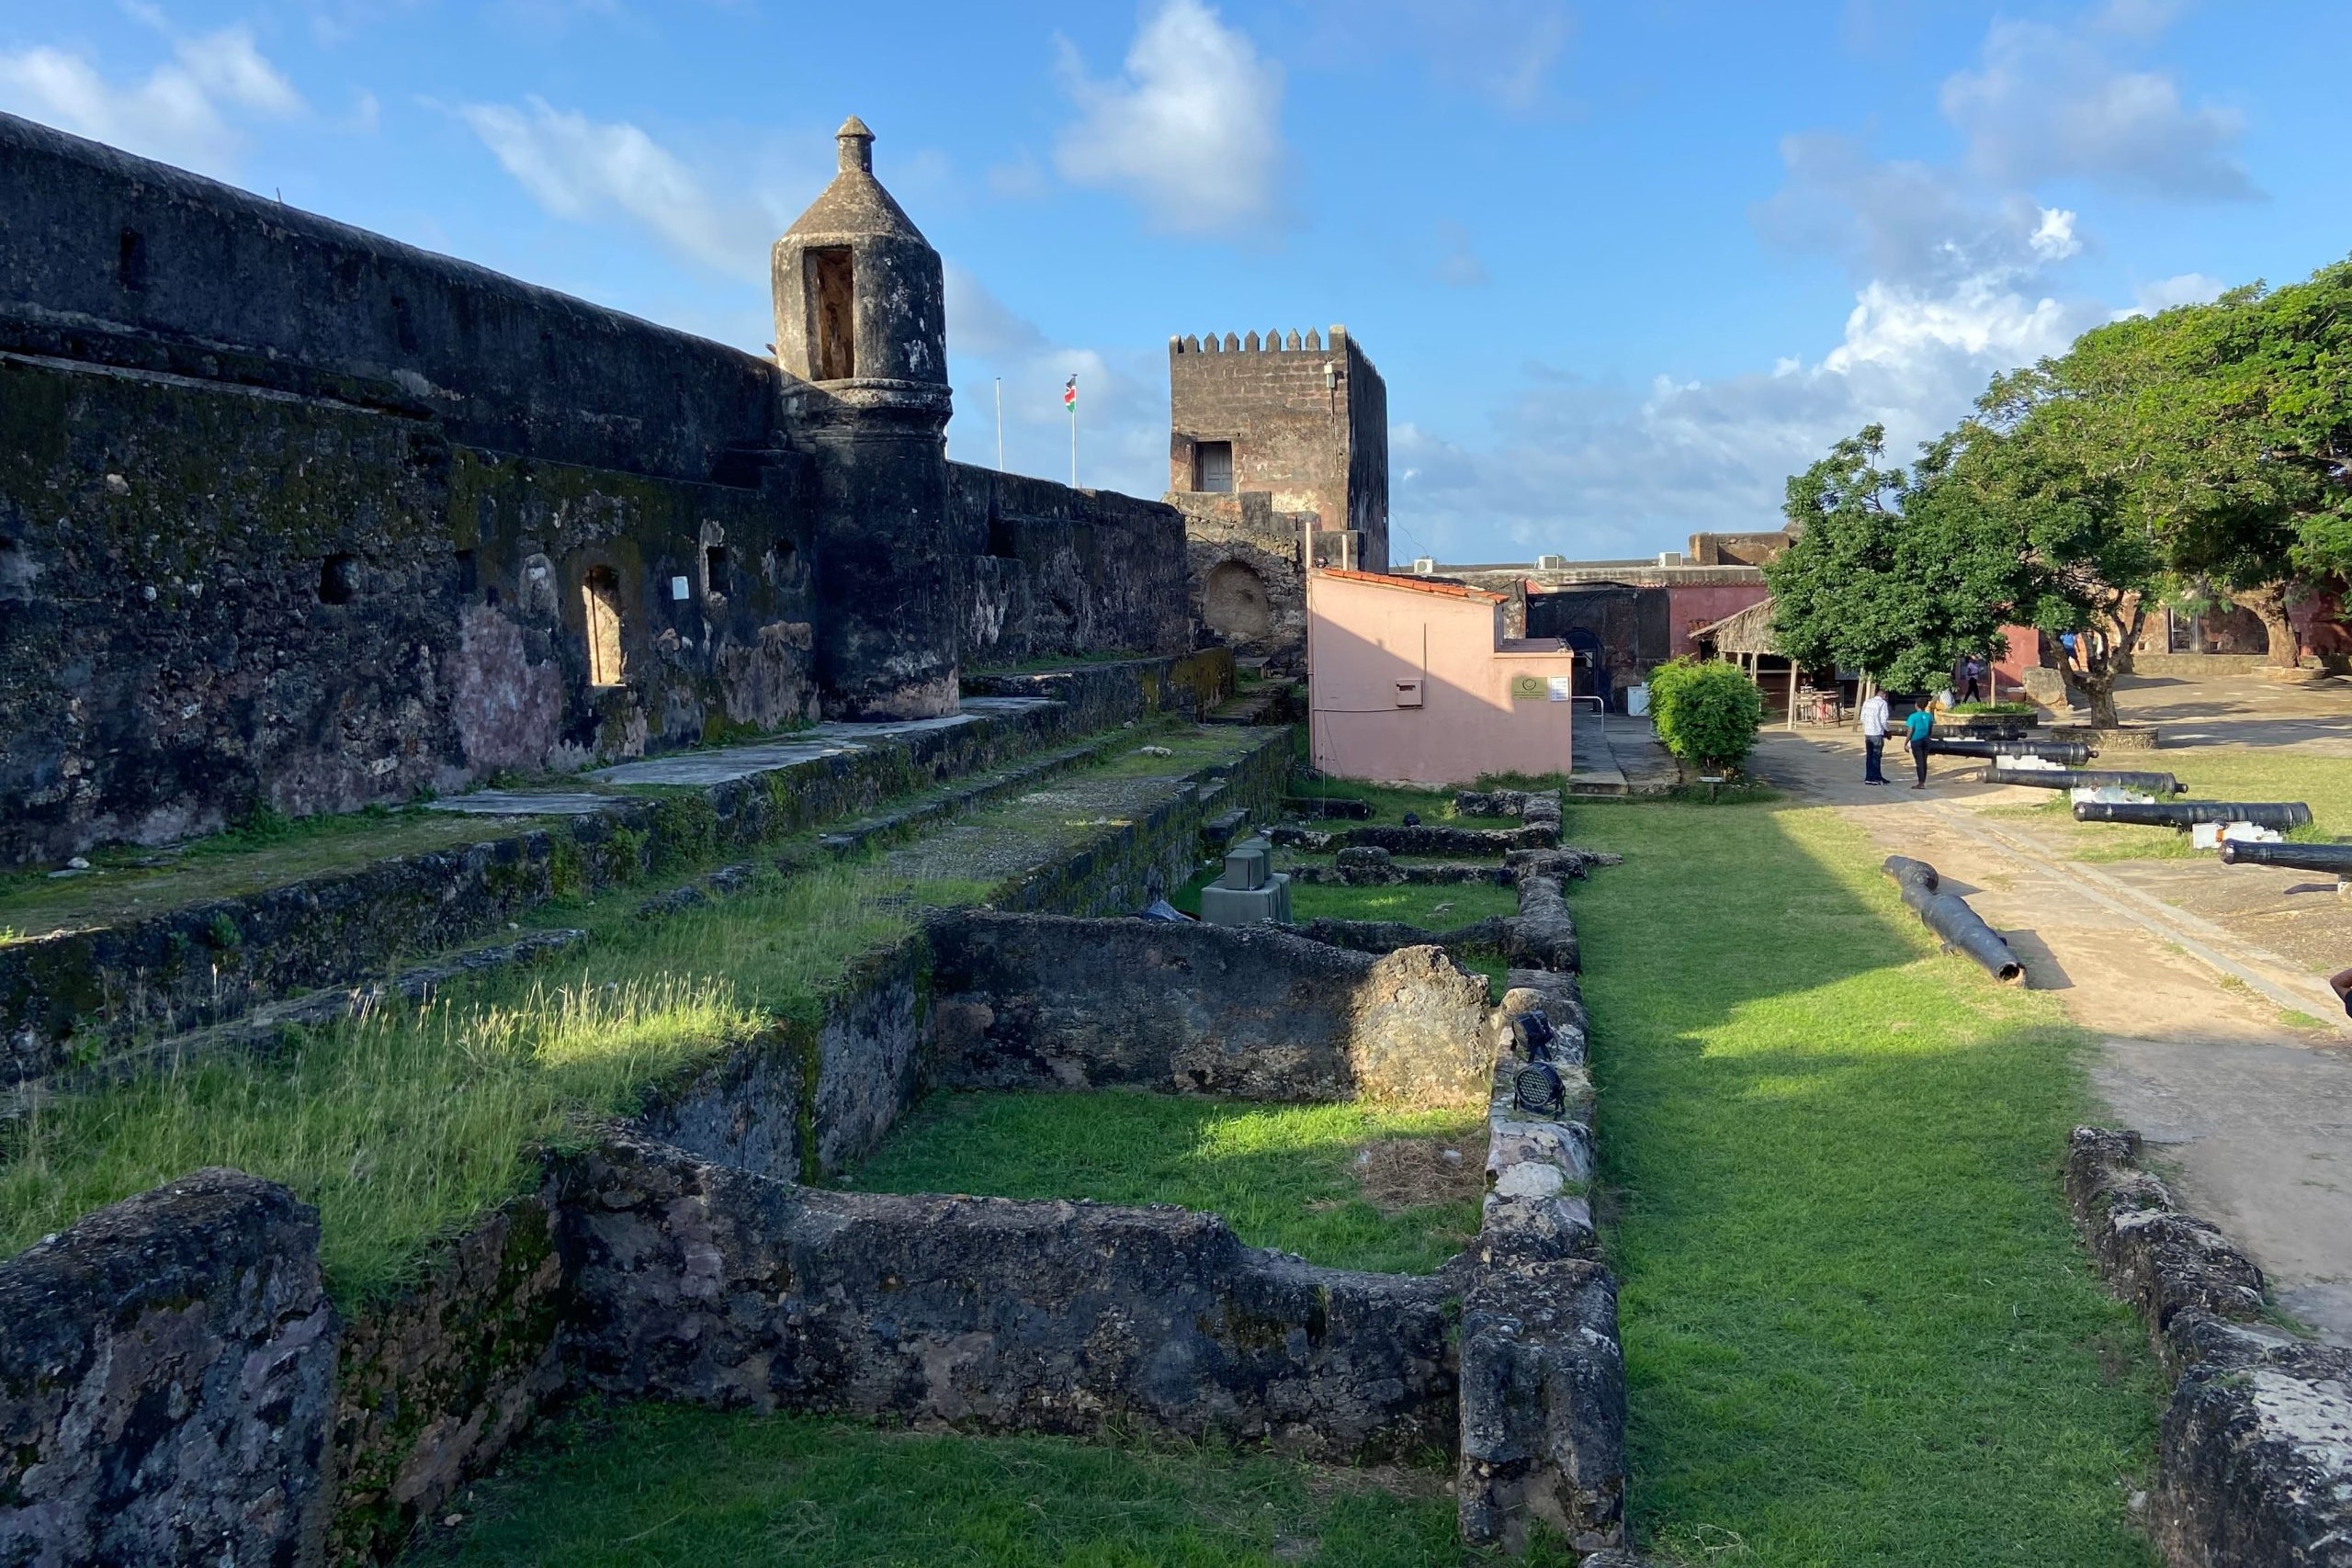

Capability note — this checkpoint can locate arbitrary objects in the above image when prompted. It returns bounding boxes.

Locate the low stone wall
[1457,863,1626,1554]
[0,1169,338,1568]
[2064,1126,2352,1567]
[2,660,1230,1082]
[930,913,1493,1106]
[326,1196,565,1563]
[560,1134,1457,1461]
[3,747,1636,1565]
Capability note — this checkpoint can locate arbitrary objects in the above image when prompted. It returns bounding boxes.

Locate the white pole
[994,378,1003,470]
[1069,400,1077,489]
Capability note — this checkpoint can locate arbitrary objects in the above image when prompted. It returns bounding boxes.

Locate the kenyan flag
[1063,376,1078,410]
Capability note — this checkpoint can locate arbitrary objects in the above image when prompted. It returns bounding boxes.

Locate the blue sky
[4,2,2340,563]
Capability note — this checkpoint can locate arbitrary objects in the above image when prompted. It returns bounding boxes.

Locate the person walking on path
[1904,699,1936,789]
[1960,655,1985,704]
[1860,688,1891,784]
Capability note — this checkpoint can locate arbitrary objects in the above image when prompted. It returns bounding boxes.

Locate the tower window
[810,246,855,379]
[1195,441,1234,494]
[705,544,729,592]
[582,566,626,686]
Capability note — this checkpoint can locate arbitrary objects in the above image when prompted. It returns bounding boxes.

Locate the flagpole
[1069,401,1077,489]
[994,378,1003,470]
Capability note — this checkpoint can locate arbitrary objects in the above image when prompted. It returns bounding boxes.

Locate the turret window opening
[811,247,855,379]
[1196,441,1234,494]
[583,566,626,686]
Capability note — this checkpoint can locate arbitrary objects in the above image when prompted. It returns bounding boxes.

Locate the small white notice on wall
[1547,676,1572,702]
[671,576,691,601]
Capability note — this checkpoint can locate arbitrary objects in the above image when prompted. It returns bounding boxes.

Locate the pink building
[1306,569,1577,785]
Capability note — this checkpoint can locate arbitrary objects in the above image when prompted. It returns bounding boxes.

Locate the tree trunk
[2232,581,2301,669]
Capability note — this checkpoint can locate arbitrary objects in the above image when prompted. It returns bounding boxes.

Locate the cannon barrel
[2218,840,2352,874]
[1983,767,2184,795]
[2074,800,2312,830]
[1882,855,2026,985]
[1924,737,2093,764]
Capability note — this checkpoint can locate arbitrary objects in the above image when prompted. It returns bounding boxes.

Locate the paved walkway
[1747,672,2352,1346]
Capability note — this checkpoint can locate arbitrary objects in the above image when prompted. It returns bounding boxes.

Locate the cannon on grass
[1923,736,2093,766]
[2217,840,2352,895]
[1882,856,2026,985]
[1982,767,2184,795]
[2074,800,2312,831]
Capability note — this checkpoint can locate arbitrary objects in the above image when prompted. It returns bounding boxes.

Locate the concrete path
[1747,672,2352,1346]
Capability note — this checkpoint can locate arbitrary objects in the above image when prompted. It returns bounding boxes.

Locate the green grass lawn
[847,1090,1484,1276]
[1572,798,2163,1565]
[407,1404,1537,1568]
[1286,879,1520,929]
[0,806,542,944]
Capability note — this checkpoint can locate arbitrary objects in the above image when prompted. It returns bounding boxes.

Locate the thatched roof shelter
[1690,597,1779,659]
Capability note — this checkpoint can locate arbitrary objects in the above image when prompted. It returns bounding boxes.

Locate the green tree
[1765,424,2022,694]
[1938,365,2165,727]
[2065,265,2352,667]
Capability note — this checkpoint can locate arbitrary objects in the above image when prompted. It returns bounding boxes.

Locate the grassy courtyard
[848,1090,1485,1276]
[408,1405,1510,1568]
[1569,797,2162,1564]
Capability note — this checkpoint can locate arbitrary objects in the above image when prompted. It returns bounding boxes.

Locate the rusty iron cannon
[1882,856,2026,985]
[2217,840,2352,874]
[1981,767,2184,795]
[2074,800,2312,831]
[1923,736,2092,765]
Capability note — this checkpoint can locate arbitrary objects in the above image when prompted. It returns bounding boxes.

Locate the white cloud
[1396,272,2104,562]
[456,96,775,280]
[2119,271,2228,318]
[1052,0,1287,238]
[1940,17,2256,200]
[0,20,303,177]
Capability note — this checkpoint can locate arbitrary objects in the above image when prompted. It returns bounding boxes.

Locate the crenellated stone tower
[1165,326,1388,672]
[774,117,960,718]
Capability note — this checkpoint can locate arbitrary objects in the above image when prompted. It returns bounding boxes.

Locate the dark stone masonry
[0,111,1192,867]
[0,1169,338,1568]
[0,798,1634,1564]
[2065,1126,2352,1568]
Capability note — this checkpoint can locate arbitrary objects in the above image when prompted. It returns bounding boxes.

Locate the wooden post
[1787,660,1800,730]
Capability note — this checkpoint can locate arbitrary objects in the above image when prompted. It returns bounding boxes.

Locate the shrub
[1646,658,1764,773]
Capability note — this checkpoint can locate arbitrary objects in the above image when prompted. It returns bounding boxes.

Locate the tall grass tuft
[0,863,914,1301]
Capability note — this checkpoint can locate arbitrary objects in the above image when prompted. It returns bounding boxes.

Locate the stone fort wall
[0,113,1191,866]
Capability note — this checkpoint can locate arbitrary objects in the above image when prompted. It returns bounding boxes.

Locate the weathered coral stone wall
[0,113,1198,866]
[560,1134,1457,1458]
[948,464,1193,665]
[0,1169,339,1568]
[931,913,1492,1105]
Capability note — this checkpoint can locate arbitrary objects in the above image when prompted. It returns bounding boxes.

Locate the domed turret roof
[784,115,926,243]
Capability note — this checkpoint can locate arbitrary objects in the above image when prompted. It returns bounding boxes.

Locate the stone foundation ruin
[0,790,1630,1563]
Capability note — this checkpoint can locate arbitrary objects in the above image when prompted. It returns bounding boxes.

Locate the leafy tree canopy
[1764,424,2022,694]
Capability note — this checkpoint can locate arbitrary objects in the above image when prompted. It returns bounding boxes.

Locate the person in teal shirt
[1902,701,1936,788]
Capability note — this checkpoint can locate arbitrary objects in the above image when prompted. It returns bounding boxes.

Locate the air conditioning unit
[1411,557,1437,574]
[1657,551,1684,568]
[1535,554,1566,571]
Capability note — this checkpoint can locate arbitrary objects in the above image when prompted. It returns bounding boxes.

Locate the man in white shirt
[1859,689,1891,785]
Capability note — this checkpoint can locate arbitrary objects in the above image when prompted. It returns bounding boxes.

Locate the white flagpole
[994,378,1003,470]
[1068,378,1078,488]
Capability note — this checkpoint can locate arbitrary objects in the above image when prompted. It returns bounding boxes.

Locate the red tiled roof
[1314,568,1506,604]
